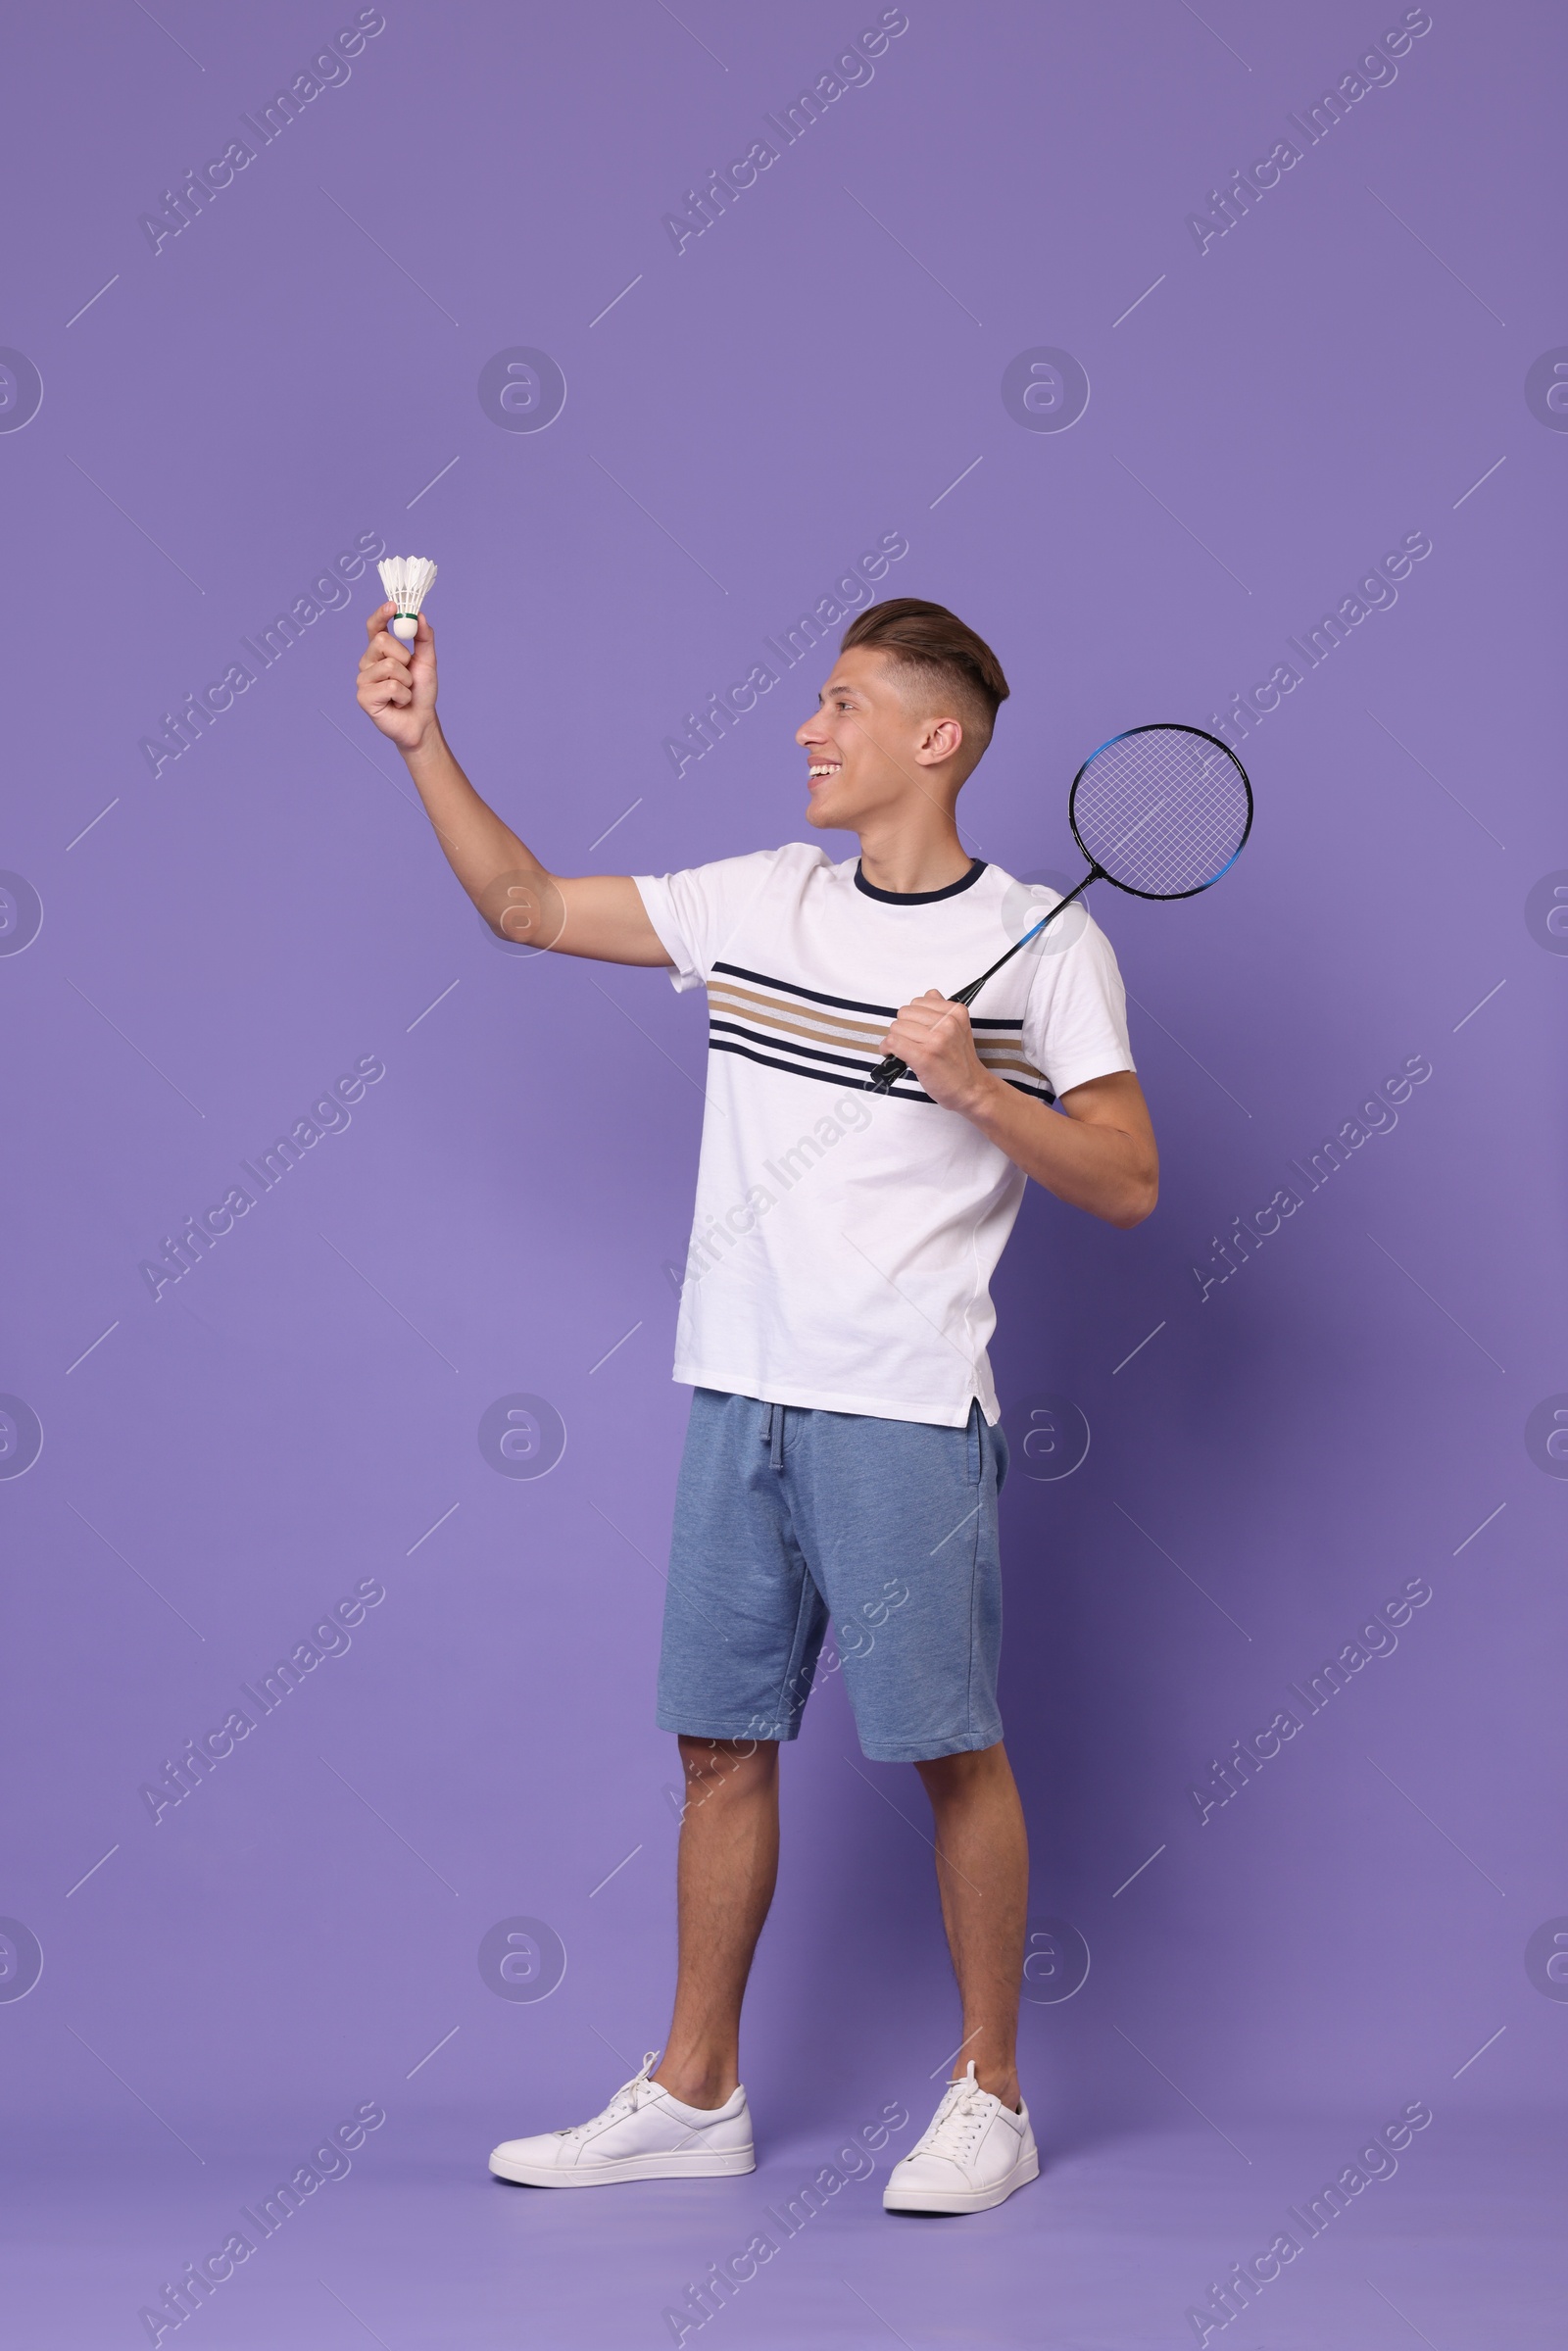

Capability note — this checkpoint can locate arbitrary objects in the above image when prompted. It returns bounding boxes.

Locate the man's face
[794,646,961,832]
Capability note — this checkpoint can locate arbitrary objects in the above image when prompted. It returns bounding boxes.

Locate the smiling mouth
[807,761,841,783]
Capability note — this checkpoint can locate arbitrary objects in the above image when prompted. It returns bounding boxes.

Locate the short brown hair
[840,598,1010,746]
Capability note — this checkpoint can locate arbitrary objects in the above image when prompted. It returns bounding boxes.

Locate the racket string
[1074,730,1249,897]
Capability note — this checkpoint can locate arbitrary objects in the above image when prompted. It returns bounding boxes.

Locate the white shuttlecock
[378,556,437,643]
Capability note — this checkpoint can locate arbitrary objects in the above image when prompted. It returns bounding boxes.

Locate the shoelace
[556,2049,662,2138]
[911,2065,994,2163]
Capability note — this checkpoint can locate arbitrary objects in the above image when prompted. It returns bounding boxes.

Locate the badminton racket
[866,722,1253,1095]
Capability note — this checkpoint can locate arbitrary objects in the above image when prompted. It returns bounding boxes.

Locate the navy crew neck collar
[854,857,987,906]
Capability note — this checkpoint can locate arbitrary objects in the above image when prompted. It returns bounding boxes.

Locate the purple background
[2,2,1563,2343]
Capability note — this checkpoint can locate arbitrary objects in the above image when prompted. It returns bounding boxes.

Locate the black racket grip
[864,976,985,1094]
[863,876,1095,1094]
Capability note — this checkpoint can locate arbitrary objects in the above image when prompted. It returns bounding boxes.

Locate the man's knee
[677,1734,778,1797]
[913,1739,1008,1796]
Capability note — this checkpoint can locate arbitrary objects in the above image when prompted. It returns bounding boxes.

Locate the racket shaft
[864,877,1093,1094]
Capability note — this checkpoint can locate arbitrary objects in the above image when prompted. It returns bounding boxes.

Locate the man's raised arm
[355,603,672,966]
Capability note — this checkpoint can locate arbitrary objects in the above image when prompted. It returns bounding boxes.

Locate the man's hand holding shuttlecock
[357,599,439,758]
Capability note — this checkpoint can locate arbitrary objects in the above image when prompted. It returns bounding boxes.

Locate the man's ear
[914,715,964,767]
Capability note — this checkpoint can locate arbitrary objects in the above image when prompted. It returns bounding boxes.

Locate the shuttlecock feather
[378,556,437,642]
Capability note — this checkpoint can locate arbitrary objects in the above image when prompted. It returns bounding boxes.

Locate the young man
[356,594,1156,2215]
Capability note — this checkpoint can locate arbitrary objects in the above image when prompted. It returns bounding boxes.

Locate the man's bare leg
[914,1742,1029,2110]
[652,1737,780,2109]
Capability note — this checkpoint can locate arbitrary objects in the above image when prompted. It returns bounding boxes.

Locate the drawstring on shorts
[760,1401,786,1472]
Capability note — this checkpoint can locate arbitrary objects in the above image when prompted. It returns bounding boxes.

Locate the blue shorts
[657,1389,1009,1764]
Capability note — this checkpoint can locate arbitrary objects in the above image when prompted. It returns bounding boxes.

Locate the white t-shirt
[633,843,1134,1429]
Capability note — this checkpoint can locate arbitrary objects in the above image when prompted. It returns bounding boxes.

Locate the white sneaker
[882,2062,1039,2214]
[488,2051,756,2187]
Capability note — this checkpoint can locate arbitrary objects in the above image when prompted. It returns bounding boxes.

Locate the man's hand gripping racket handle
[864,879,1093,1095]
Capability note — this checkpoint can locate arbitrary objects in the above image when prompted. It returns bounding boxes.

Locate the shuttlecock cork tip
[378,555,437,642]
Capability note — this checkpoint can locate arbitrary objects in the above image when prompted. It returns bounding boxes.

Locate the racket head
[1068,723,1252,902]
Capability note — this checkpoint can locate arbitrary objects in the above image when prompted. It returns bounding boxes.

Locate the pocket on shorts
[966,1401,1007,1493]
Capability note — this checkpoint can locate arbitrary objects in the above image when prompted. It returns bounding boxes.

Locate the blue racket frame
[864,722,1253,1096]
